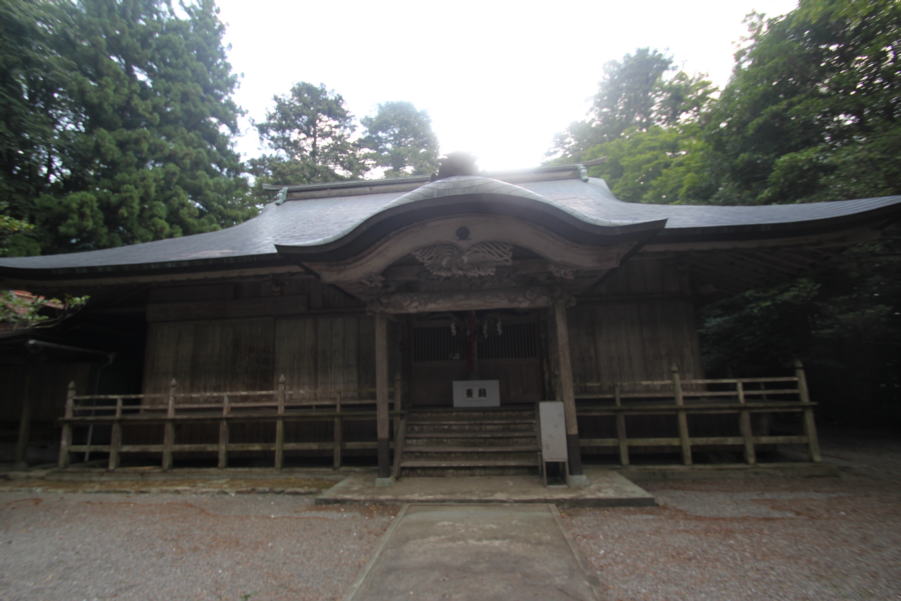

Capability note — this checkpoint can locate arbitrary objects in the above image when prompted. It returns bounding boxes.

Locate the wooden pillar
[737,381,756,465]
[108,397,123,470]
[162,378,176,470]
[795,360,821,462]
[275,375,286,470]
[552,300,582,475]
[218,394,230,469]
[333,392,343,469]
[14,368,34,468]
[671,364,692,466]
[614,384,629,466]
[375,313,391,478]
[58,381,76,468]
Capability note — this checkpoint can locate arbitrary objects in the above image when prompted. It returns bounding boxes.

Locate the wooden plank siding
[569,258,703,386]
[275,315,375,398]
[143,318,276,400]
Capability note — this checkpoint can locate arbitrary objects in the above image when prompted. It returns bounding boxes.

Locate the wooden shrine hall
[1,162,899,480]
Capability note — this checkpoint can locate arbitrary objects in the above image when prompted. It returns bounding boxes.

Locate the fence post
[333,392,343,469]
[58,381,76,468]
[108,397,123,470]
[795,360,821,462]
[614,383,629,466]
[274,374,286,470]
[671,364,692,465]
[737,381,756,465]
[218,394,230,469]
[162,378,176,470]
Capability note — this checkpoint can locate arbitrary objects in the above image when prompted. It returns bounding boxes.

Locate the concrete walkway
[318,467,655,506]
[345,503,603,601]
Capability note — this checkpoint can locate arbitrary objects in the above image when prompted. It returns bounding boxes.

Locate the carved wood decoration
[302,214,631,284]
[412,241,513,277]
[369,287,552,314]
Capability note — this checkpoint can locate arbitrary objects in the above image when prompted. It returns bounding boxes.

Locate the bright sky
[216,0,798,172]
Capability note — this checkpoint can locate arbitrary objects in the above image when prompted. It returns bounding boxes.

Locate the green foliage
[361,101,439,177]
[582,124,718,203]
[0,290,89,330]
[552,48,717,203]
[250,82,365,194]
[552,1,900,207]
[0,0,253,255]
[553,48,716,159]
[0,201,34,255]
[699,234,901,423]
[700,279,821,375]
[706,0,901,204]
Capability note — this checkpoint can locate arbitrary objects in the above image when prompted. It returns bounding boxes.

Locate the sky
[215,0,799,172]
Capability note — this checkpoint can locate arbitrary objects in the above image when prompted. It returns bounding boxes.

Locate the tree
[705,0,901,204]
[361,101,439,177]
[552,48,715,159]
[250,82,364,191]
[577,124,717,203]
[0,0,253,255]
[551,48,717,203]
[0,1,72,255]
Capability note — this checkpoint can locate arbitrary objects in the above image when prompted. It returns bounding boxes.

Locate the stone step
[407,430,537,441]
[407,416,535,426]
[400,466,539,477]
[408,410,536,421]
[400,457,539,469]
[405,436,538,447]
[402,450,539,464]
[406,421,535,433]
[402,445,538,454]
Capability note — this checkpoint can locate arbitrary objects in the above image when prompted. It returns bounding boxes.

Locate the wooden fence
[575,361,821,466]
[58,375,400,470]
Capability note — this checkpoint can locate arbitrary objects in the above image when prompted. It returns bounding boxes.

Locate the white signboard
[452,380,500,408]
[539,401,568,462]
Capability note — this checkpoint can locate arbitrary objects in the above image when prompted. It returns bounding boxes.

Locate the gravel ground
[0,493,397,601]
[1,431,899,601]
[559,431,901,601]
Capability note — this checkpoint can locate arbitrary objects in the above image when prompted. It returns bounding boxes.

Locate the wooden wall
[0,362,94,422]
[142,275,373,400]
[141,257,703,400]
[143,318,275,400]
[275,315,374,397]
[569,256,703,386]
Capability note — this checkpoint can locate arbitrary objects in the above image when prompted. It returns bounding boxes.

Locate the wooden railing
[58,375,401,470]
[575,361,821,466]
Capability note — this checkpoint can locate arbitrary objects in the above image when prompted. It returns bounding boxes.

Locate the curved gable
[276,176,666,266]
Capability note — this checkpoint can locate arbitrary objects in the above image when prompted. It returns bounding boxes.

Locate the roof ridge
[263,164,588,201]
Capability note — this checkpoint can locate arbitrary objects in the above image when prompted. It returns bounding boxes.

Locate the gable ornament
[412,241,513,278]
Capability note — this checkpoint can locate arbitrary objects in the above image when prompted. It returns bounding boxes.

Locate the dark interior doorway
[407,310,545,407]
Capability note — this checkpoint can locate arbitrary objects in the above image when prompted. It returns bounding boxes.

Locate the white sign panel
[539,401,568,462]
[452,380,500,408]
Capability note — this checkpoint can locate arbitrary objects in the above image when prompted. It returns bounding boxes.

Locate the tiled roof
[1,174,898,274]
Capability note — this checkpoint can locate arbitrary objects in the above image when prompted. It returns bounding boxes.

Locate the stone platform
[316,466,655,507]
